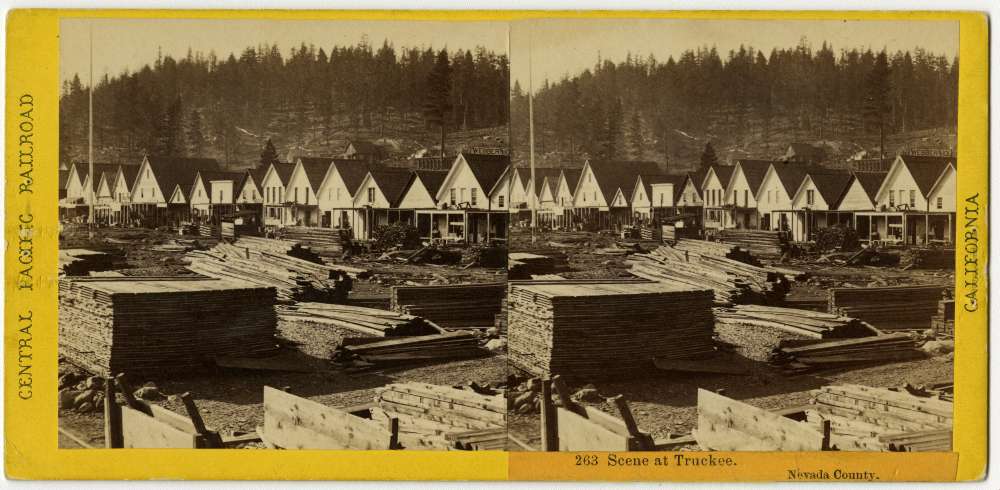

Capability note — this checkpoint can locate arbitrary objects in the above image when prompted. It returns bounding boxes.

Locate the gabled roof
[587,160,662,203]
[770,163,812,197]
[198,170,243,183]
[412,170,449,196]
[297,157,336,191]
[805,171,853,207]
[74,162,118,186]
[366,167,414,207]
[559,168,582,193]
[330,159,372,196]
[855,172,888,201]
[785,143,827,162]
[145,156,221,199]
[268,162,296,185]
[345,140,382,155]
[900,155,955,197]
[634,173,676,203]
[531,168,564,196]
[118,165,140,192]
[59,169,69,190]
[733,159,777,194]
[461,153,511,194]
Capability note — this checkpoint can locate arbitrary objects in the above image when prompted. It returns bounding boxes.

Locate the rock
[484,338,507,352]
[922,340,955,355]
[134,386,164,401]
[76,402,95,413]
[572,387,602,403]
[59,372,85,390]
[84,376,105,390]
[485,327,499,337]
[59,388,79,409]
[73,389,97,408]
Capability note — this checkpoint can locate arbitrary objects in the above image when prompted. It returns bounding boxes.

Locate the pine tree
[700,141,719,168]
[863,50,892,158]
[260,138,279,167]
[186,109,206,157]
[629,111,644,159]
[423,49,453,156]
[602,97,624,159]
[154,96,184,156]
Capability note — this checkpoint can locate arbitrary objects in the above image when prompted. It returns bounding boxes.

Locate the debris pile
[770,333,924,372]
[391,283,505,330]
[186,241,353,302]
[333,331,486,367]
[930,298,955,336]
[278,302,441,337]
[809,384,952,451]
[628,246,790,305]
[829,285,950,330]
[714,305,878,339]
[508,280,715,378]
[372,382,507,450]
[59,277,278,376]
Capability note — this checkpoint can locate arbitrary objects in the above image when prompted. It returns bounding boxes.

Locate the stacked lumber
[639,226,662,241]
[197,224,219,238]
[58,277,277,376]
[334,331,485,365]
[716,229,786,256]
[371,382,506,450]
[277,303,439,337]
[930,299,955,336]
[236,236,323,263]
[508,252,556,279]
[770,333,924,372]
[391,283,505,330]
[714,305,877,339]
[829,285,949,330]
[628,246,789,305]
[60,249,118,276]
[276,226,347,257]
[672,239,756,265]
[185,242,352,302]
[508,280,715,378]
[808,384,952,451]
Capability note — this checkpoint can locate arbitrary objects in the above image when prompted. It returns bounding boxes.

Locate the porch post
[925,214,929,245]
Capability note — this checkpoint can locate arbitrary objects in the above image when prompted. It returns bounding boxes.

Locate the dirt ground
[58,226,507,448]
[505,227,956,449]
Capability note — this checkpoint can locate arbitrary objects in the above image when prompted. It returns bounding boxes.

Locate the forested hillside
[511,40,958,171]
[60,39,510,166]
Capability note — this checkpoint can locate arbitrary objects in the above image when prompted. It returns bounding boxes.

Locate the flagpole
[527,26,536,244]
[88,23,95,237]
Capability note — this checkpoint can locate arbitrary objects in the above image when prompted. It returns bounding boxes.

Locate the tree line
[511,39,958,166]
[60,38,510,165]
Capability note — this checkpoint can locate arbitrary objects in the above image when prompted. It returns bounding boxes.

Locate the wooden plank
[557,406,630,451]
[121,406,198,448]
[263,386,392,450]
[695,389,823,451]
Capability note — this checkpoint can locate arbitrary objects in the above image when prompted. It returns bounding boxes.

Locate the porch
[414,209,508,244]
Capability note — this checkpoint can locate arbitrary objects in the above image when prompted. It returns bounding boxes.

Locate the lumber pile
[715,305,877,339]
[391,283,505,330]
[829,285,950,330]
[59,277,277,376]
[405,246,463,265]
[185,241,352,302]
[277,302,440,337]
[508,280,715,378]
[197,224,219,238]
[716,229,786,257]
[910,247,955,269]
[808,384,952,451]
[60,249,118,276]
[672,239,757,265]
[628,246,790,305]
[770,333,924,372]
[930,299,955,336]
[236,235,324,263]
[333,331,486,366]
[639,226,662,241]
[508,252,557,279]
[371,382,506,450]
[276,226,347,257]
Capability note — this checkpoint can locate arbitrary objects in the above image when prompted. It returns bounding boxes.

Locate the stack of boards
[829,285,949,330]
[276,226,347,257]
[809,384,952,451]
[628,246,789,305]
[770,333,924,372]
[60,249,118,276]
[371,382,506,450]
[391,283,505,331]
[714,305,878,339]
[59,277,277,376]
[672,239,756,265]
[186,241,352,302]
[715,229,786,257]
[508,280,715,378]
[335,331,484,366]
[508,252,557,279]
[277,302,440,337]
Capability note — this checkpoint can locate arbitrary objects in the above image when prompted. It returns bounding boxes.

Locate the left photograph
[57,18,511,450]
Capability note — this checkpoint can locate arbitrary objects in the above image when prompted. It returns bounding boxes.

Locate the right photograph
[505,18,958,452]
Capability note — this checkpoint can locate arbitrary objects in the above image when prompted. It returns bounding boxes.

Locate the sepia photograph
[504,18,958,452]
[57,18,511,450]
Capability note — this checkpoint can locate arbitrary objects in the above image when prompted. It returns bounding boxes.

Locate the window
[336,188,341,200]
[659,194,664,206]
[218,190,223,202]
[460,188,466,202]
[294,188,299,202]
[498,195,505,207]
[889,190,895,206]
[450,188,456,205]
[743,189,749,207]
[471,188,478,206]
[937,197,943,209]
[909,190,916,207]
[140,189,144,199]
[733,191,737,204]
[806,189,815,206]
[368,188,375,203]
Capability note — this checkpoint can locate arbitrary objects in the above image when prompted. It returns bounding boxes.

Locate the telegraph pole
[88,23,95,238]
[527,27,537,243]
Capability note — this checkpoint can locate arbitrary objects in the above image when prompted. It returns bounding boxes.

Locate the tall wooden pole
[527,27,537,243]
[88,23,95,236]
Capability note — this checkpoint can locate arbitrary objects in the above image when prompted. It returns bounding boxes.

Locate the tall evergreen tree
[186,109,207,157]
[154,96,185,156]
[629,111,644,159]
[423,49,453,156]
[260,138,279,167]
[700,141,719,168]
[863,50,892,158]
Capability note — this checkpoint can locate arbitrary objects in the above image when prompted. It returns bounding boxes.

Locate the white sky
[510,18,959,90]
[60,18,509,83]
